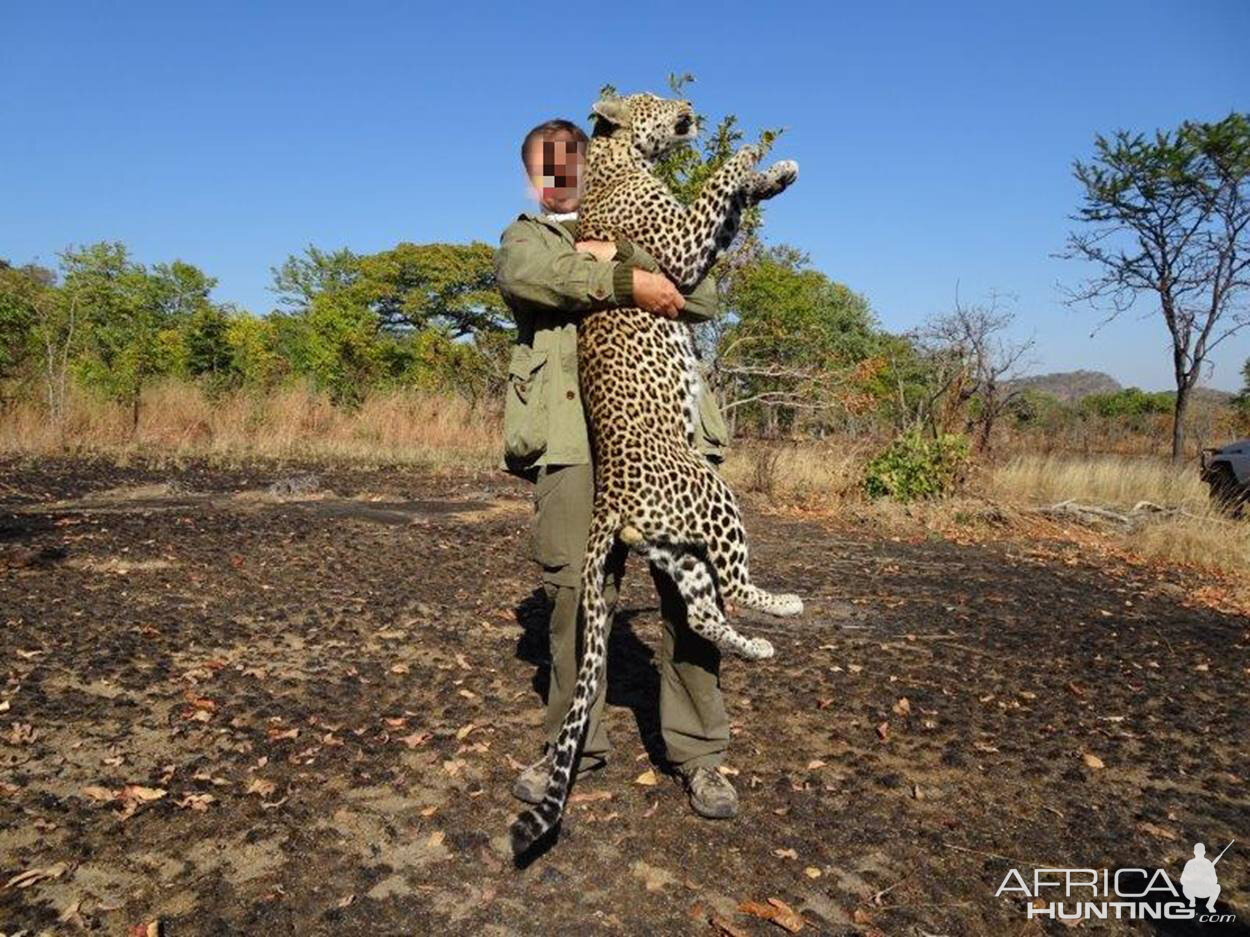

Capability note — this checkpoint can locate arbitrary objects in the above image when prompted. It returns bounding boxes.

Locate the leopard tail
[509,512,618,857]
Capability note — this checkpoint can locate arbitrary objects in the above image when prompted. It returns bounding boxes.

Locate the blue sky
[3,1,1248,390]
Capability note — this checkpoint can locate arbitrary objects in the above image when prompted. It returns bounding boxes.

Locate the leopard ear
[590,97,630,127]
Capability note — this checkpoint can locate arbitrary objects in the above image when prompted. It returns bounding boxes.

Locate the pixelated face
[525,132,584,213]
[594,93,698,160]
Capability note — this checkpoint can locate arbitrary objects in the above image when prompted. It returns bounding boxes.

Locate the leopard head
[590,93,697,161]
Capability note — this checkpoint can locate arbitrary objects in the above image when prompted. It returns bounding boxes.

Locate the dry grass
[5,384,1246,599]
[985,452,1211,511]
[721,440,871,505]
[0,381,500,471]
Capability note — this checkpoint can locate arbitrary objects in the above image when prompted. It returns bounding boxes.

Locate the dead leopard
[510,92,803,857]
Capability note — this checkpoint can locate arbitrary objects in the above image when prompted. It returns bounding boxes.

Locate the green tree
[718,245,880,435]
[0,261,53,399]
[64,243,214,427]
[1063,113,1250,460]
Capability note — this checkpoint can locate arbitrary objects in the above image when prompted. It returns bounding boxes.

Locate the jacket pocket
[503,347,550,470]
[530,465,572,570]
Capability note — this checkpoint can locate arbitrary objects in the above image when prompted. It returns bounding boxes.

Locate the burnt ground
[1,455,1247,936]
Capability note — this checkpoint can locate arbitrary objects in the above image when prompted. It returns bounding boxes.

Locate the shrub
[863,432,969,502]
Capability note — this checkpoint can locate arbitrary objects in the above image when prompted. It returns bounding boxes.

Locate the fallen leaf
[569,789,614,805]
[399,731,431,749]
[121,785,166,803]
[633,769,659,786]
[1138,821,1176,841]
[455,723,477,741]
[390,663,410,674]
[1082,752,1105,770]
[246,778,277,798]
[773,847,798,860]
[59,897,85,926]
[739,897,805,933]
[176,793,214,811]
[805,760,825,771]
[708,911,751,937]
[804,867,822,878]
[266,727,299,741]
[6,861,69,889]
[458,688,478,700]
[876,721,890,741]
[82,785,116,802]
[426,831,445,848]
[336,894,356,908]
[892,697,911,717]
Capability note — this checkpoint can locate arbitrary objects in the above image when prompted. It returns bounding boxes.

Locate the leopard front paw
[749,160,799,201]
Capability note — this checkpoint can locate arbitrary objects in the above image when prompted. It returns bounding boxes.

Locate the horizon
[3,0,1248,392]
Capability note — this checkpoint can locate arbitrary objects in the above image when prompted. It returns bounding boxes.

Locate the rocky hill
[1006,370,1122,402]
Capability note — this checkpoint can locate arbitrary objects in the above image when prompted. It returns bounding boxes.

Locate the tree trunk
[1171,383,1190,463]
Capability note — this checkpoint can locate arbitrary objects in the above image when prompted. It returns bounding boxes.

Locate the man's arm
[607,239,720,324]
[495,219,684,318]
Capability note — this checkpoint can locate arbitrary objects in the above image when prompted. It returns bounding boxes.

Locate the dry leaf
[399,731,431,749]
[59,896,85,926]
[176,793,214,811]
[336,894,356,908]
[455,723,477,741]
[267,727,299,741]
[633,769,659,786]
[569,789,614,805]
[1138,821,1176,840]
[1082,752,1105,770]
[426,831,445,848]
[739,898,805,933]
[246,778,277,798]
[805,760,825,771]
[708,911,751,937]
[804,866,822,878]
[457,688,478,700]
[121,785,166,803]
[6,861,69,889]
[390,663,410,674]
[443,759,465,777]
[892,697,911,717]
[82,785,116,802]
[876,721,890,740]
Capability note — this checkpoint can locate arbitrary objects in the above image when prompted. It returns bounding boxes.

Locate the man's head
[521,118,587,214]
[1195,843,1206,858]
[589,92,698,162]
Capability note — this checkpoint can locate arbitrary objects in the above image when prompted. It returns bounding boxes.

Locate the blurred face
[525,132,584,213]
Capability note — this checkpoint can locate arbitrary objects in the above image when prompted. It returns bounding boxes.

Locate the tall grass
[0,380,500,470]
[986,452,1210,510]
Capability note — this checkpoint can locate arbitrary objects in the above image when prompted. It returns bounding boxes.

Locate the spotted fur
[510,93,801,857]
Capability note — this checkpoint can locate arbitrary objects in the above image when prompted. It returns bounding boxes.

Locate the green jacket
[495,212,729,476]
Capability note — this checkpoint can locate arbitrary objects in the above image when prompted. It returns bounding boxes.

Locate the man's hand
[631,269,684,319]
[574,240,617,262]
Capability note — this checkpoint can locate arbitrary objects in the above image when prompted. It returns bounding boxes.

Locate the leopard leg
[645,543,774,660]
[702,476,804,619]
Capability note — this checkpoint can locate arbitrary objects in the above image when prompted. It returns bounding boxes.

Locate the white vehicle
[1200,439,1250,512]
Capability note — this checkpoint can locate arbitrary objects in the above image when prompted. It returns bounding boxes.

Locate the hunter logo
[996,840,1237,924]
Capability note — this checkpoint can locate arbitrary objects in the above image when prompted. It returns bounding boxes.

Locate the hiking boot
[684,765,739,819]
[511,752,604,804]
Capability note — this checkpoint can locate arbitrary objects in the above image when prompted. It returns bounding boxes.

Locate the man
[494,117,739,818]
[1180,842,1223,913]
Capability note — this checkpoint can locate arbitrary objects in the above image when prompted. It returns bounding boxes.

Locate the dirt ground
[1,454,1247,936]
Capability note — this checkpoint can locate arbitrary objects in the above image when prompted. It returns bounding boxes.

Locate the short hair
[520,119,588,169]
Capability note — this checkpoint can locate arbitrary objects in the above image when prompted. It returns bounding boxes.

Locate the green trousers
[530,462,729,773]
